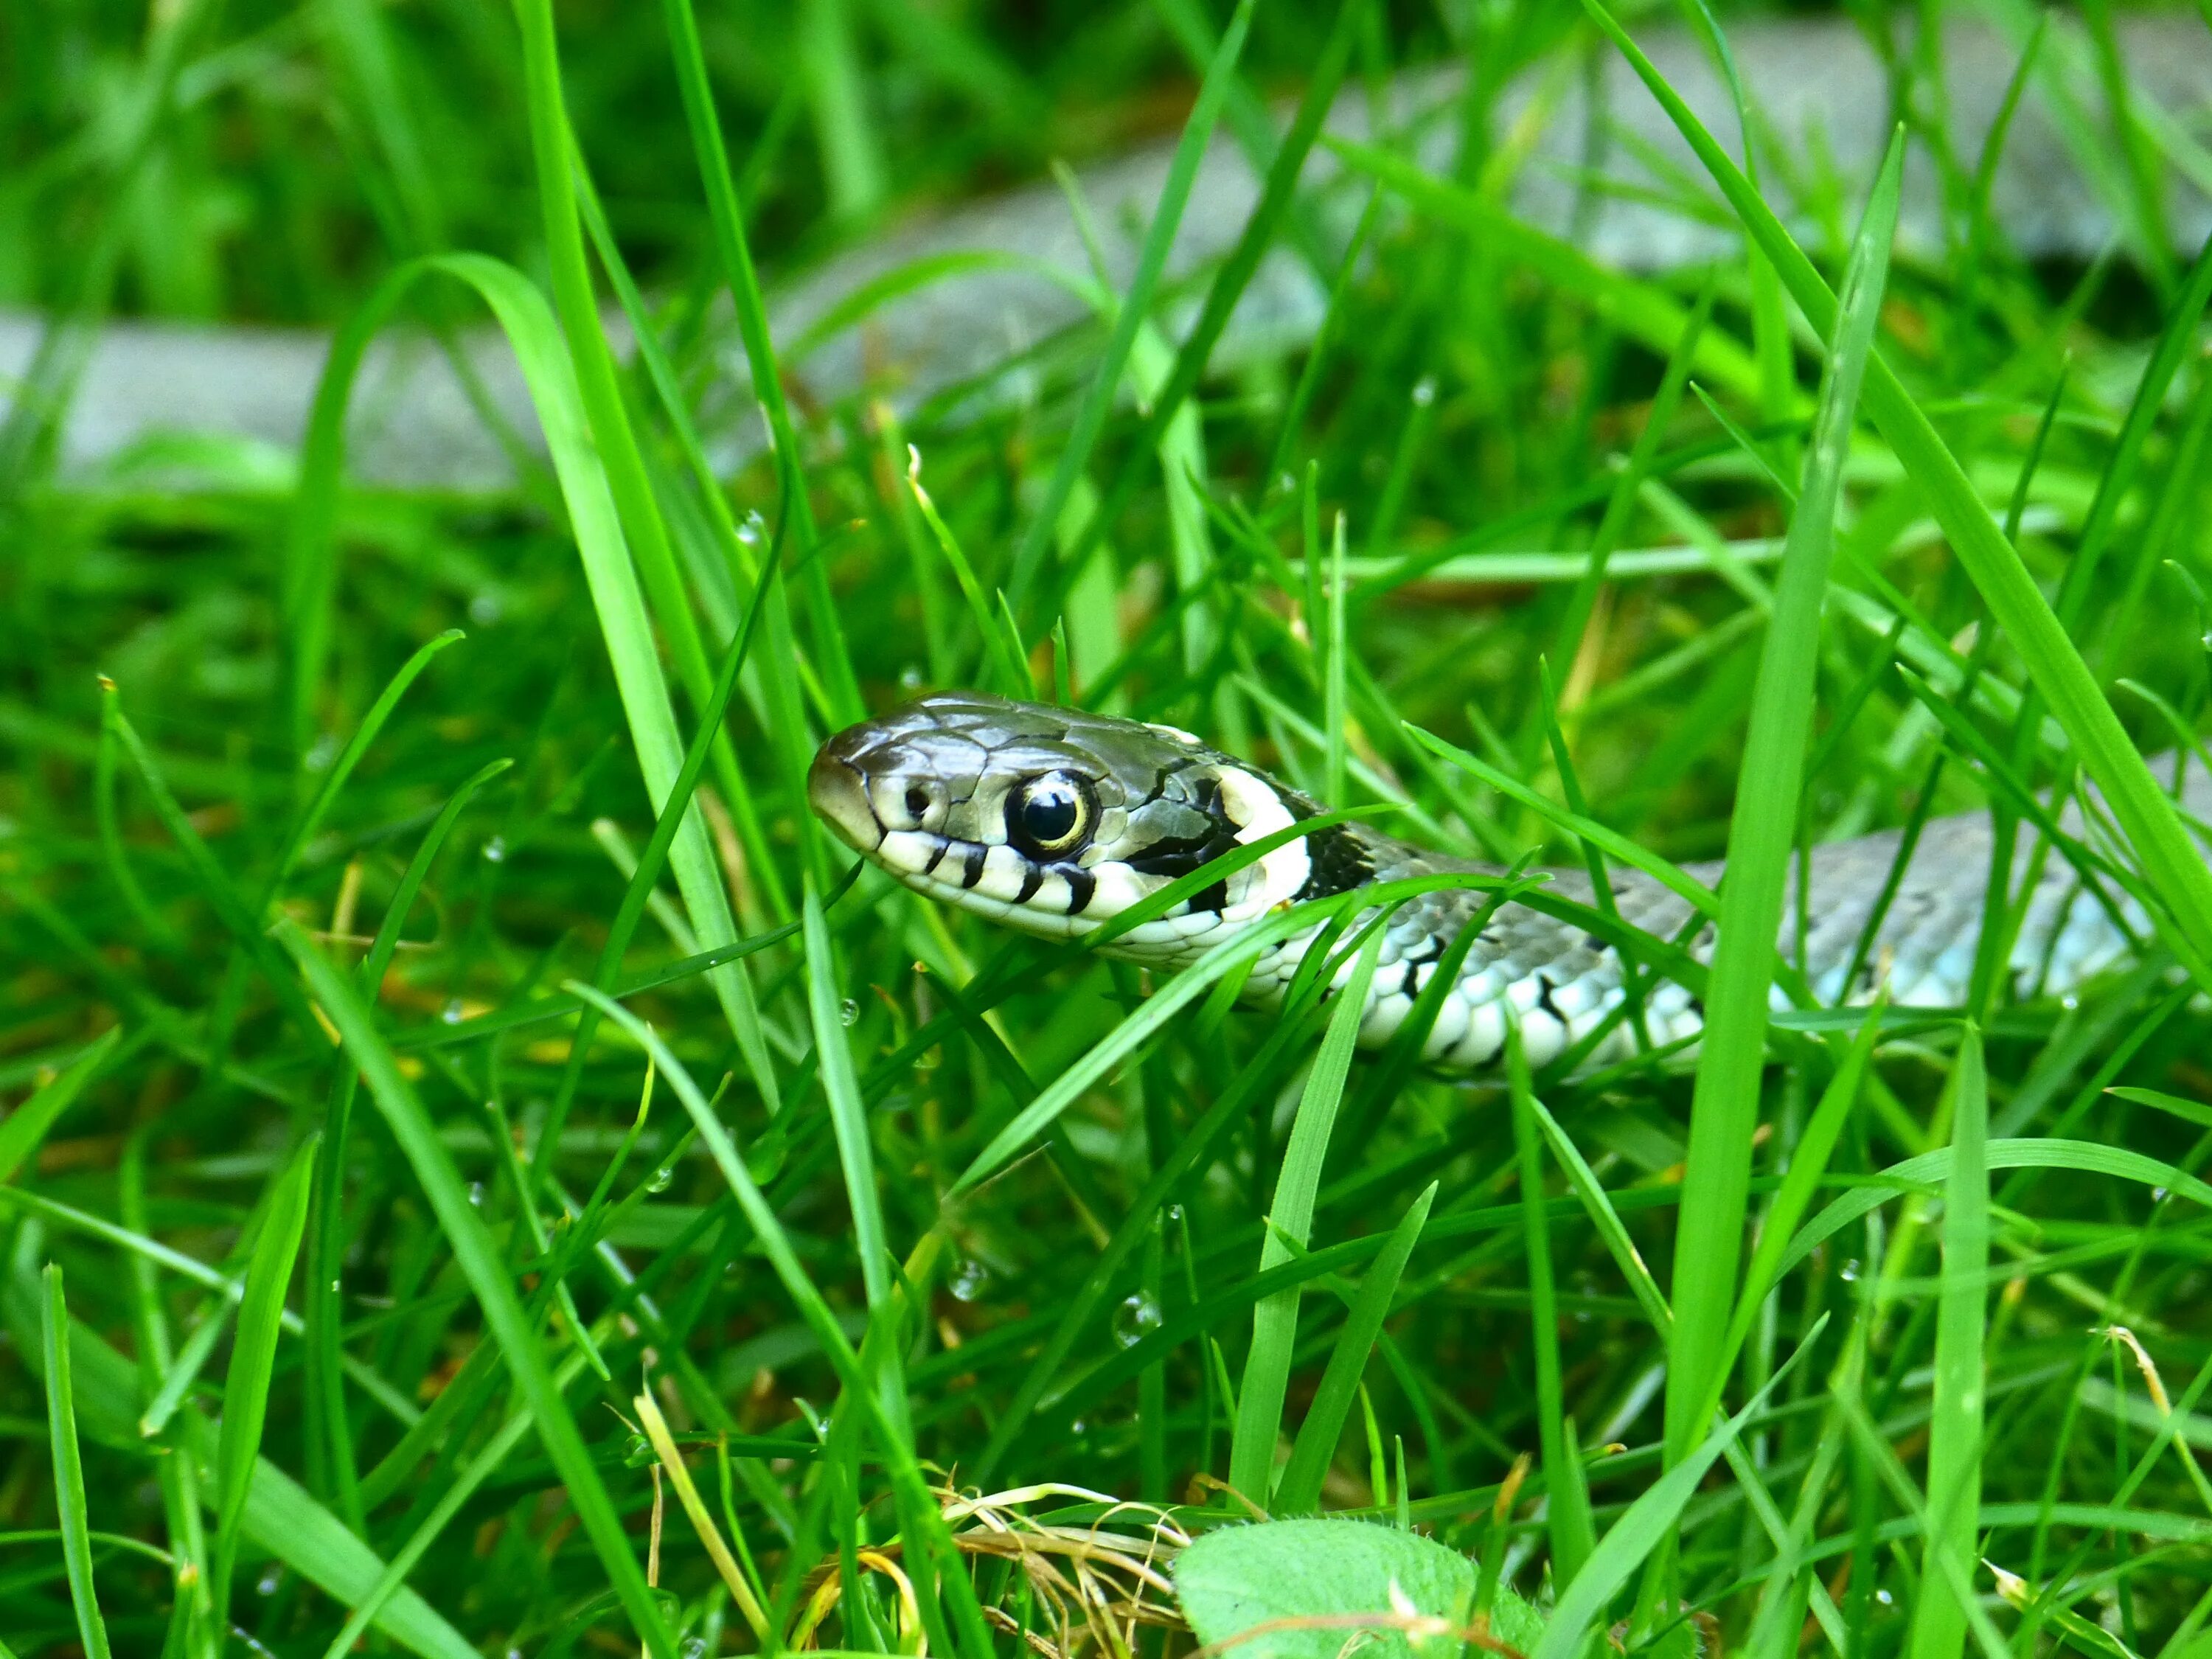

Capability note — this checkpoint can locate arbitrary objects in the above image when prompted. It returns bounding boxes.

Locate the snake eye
[1007,771,1096,857]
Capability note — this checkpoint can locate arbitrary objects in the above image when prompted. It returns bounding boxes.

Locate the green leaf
[212,1133,319,1632]
[1175,1518,1540,1659]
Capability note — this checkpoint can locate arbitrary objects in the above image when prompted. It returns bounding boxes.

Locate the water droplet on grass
[840,998,859,1027]
[1113,1293,1161,1346]
[948,1257,988,1301]
[481,835,507,863]
[647,1166,675,1193]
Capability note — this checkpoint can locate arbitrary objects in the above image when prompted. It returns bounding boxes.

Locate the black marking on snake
[922,838,951,876]
[1402,961,1420,998]
[1059,863,1096,916]
[960,845,987,889]
[1191,880,1228,913]
[1292,822,1377,902]
[1015,863,1044,905]
[1535,975,1569,1028]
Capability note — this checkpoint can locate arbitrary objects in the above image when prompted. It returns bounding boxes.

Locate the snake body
[809,692,2197,1072]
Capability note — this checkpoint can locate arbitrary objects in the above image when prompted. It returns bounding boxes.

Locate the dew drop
[257,1565,282,1596]
[1840,1259,1862,1282]
[646,1165,675,1193]
[1113,1293,1163,1347]
[737,509,766,546]
[481,835,507,864]
[900,664,925,691]
[1876,1590,1893,1607]
[684,1641,710,1659]
[840,998,860,1028]
[948,1257,988,1302]
[467,1181,484,1207]
[1164,1203,1186,1225]
[305,734,340,774]
[440,998,465,1025]
[1412,375,1438,407]
[2153,1186,2171,1201]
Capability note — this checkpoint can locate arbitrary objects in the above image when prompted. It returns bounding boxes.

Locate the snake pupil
[905,786,929,818]
[1012,772,1090,853]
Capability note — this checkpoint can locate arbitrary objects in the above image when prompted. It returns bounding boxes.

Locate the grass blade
[1663,127,1902,1466]
[566,985,996,1659]
[0,1027,118,1185]
[1004,0,1258,613]
[272,921,681,1659]
[43,1264,114,1659]
[1275,1180,1436,1514]
[1582,0,2212,970]
[1908,1026,1990,1659]
[1229,917,1388,1501]
[1511,1025,1596,1585]
[804,873,890,1310]
[1534,1325,1820,1659]
[212,1134,318,1638]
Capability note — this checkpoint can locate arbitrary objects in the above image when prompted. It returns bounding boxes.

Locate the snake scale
[808,692,2206,1072]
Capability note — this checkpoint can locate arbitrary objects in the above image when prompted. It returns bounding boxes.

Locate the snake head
[809,691,1323,953]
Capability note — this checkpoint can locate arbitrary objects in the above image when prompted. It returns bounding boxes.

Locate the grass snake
[809,691,2199,1072]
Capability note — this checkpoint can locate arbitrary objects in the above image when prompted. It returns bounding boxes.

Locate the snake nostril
[905,786,929,818]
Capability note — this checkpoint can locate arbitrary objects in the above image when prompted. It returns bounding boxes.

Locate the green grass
[7,0,2212,1655]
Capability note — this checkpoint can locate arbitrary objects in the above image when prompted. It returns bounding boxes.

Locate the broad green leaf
[1175,1518,1542,1659]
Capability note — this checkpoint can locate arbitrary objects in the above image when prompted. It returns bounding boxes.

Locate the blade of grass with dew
[658,0,860,724]
[804,873,890,1314]
[210,1133,316,1631]
[280,251,781,1107]
[271,922,681,1659]
[1777,1138,2212,1277]
[1581,0,2212,969]
[1909,1025,1990,1659]
[566,987,995,1659]
[1718,998,1883,1374]
[971,991,1346,1483]
[43,1265,114,1659]
[1275,1180,1436,1514]
[1228,918,1387,1501]
[513,0,787,762]
[536,536,783,1190]
[1664,128,1900,1469]
[513,2,802,1080]
[1510,1023,1596,1585]
[1002,0,1257,613]
[0,1027,118,1184]
[305,755,510,1528]
[571,149,799,917]
[1532,1324,1820,1659]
